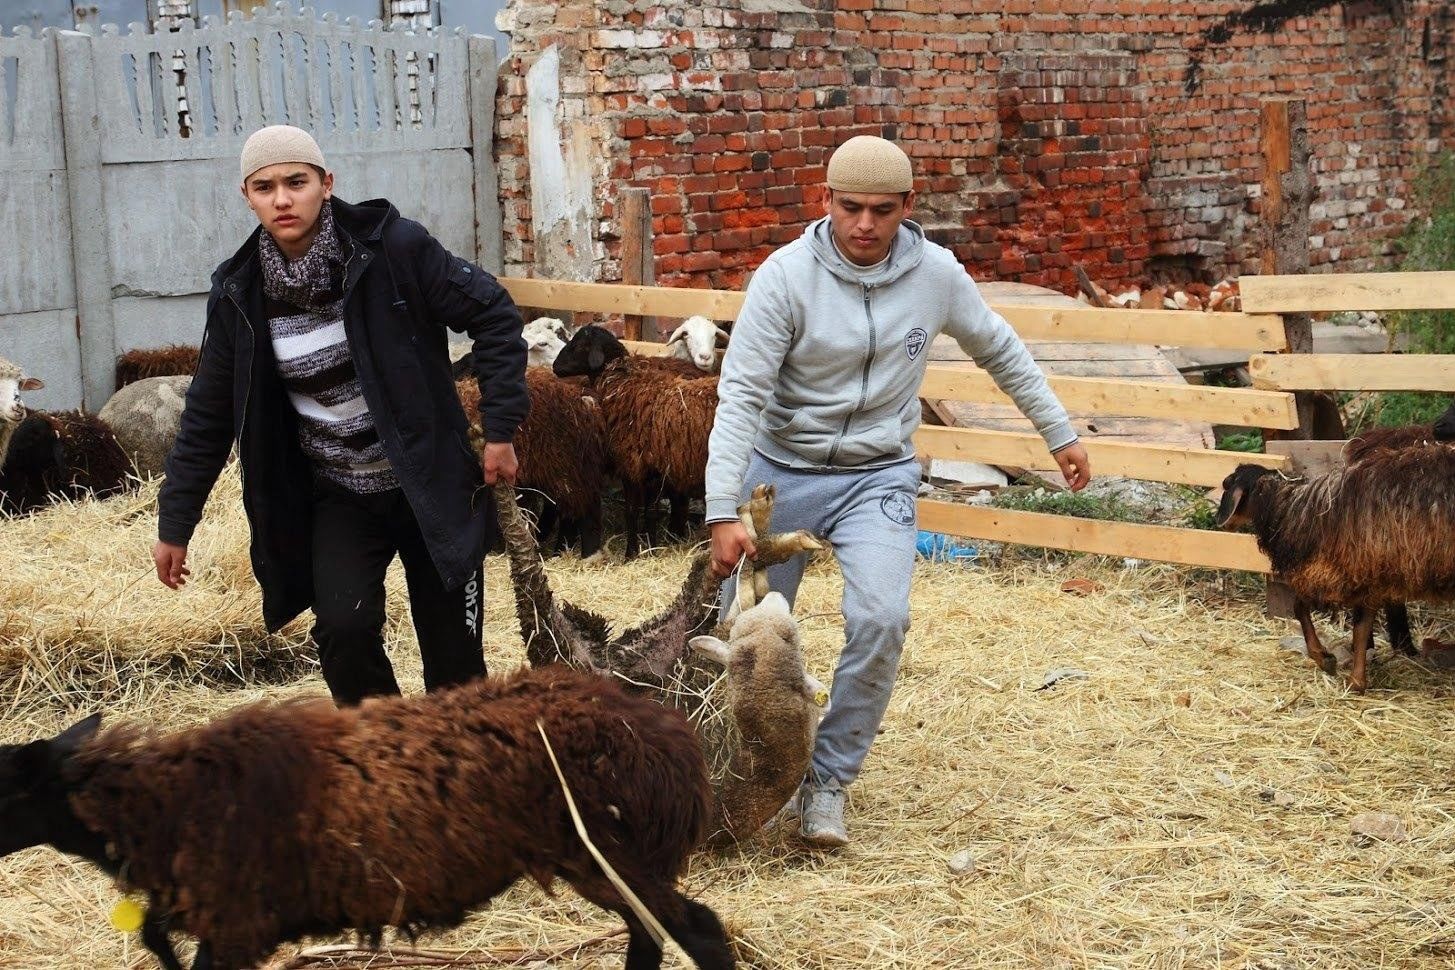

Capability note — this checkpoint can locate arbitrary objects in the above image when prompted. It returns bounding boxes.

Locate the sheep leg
[623,481,644,560]
[667,490,690,539]
[671,895,735,970]
[139,910,185,970]
[1384,603,1416,657]
[622,912,665,970]
[579,498,604,559]
[188,942,214,970]
[1350,607,1374,694]
[1294,601,1336,676]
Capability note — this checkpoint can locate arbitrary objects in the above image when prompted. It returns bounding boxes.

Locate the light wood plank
[1241,271,1455,313]
[913,426,1285,487]
[918,368,1297,429]
[500,278,1286,350]
[1248,353,1455,391]
[994,305,1288,352]
[917,501,1271,573]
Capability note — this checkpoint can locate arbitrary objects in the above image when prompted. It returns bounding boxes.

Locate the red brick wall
[494,0,1455,294]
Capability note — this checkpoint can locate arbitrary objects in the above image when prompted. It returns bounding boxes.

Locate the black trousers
[311,480,485,706]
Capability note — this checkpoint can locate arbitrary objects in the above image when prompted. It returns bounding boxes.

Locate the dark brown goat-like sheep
[1217,446,1455,692]
[457,368,608,557]
[554,326,718,558]
[1339,412,1455,655]
[0,665,734,970]
[0,410,133,515]
[115,345,201,390]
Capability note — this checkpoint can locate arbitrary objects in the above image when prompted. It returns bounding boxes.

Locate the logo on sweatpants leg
[905,328,927,360]
[880,491,917,526]
[463,574,480,637]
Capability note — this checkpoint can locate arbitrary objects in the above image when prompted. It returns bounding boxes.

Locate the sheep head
[553,325,627,379]
[0,714,101,858]
[0,358,44,425]
[665,316,730,372]
[1215,464,1277,530]
[522,317,571,369]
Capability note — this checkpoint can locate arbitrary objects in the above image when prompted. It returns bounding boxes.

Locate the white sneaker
[799,779,848,847]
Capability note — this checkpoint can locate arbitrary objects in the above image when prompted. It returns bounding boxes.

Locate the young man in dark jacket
[153,125,528,705]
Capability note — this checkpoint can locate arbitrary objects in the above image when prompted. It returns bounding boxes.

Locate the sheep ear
[688,635,732,666]
[1214,484,1248,528]
[714,326,731,343]
[19,377,44,391]
[587,344,605,372]
[53,713,101,756]
[666,327,687,346]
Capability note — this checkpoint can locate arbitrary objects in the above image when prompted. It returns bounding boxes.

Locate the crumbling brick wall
[494,0,1455,293]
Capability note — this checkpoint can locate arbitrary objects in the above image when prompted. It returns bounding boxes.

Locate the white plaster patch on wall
[526,44,596,280]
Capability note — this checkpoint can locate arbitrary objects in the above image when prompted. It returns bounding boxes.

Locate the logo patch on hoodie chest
[905,328,927,361]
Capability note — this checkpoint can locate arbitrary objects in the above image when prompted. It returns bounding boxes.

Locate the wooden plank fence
[499,269,1453,575]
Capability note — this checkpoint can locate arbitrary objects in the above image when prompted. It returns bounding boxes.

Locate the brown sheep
[1340,412,1455,655]
[554,326,717,558]
[0,665,734,970]
[457,369,607,557]
[115,345,201,390]
[0,410,134,515]
[1217,447,1455,692]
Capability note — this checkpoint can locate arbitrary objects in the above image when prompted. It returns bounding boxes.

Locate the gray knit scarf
[258,202,345,311]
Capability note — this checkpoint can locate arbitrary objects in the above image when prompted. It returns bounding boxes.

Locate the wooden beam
[500,278,1287,350]
[912,426,1286,487]
[918,368,1298,429]
[990,305,1287,351]
[916,501,1272,573]
[1241,271,1455,313]
[1258,97,1315,438]
[1249,353,1455,391]
[618,187,657,342]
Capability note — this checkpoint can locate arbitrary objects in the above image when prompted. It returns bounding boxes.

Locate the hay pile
[1,476,1454,969]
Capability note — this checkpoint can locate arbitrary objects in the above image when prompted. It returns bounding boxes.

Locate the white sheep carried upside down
[494,480,828,844]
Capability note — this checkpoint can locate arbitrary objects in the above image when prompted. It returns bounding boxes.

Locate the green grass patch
[991,487,1140,523]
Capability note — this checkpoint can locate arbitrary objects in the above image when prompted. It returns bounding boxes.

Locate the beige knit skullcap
[240,125,326,182]
[826,135,913,194]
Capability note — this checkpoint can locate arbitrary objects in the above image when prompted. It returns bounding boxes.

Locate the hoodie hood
[805,216,926,288]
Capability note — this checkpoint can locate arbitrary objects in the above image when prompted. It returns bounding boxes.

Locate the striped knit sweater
[267,294,399,493]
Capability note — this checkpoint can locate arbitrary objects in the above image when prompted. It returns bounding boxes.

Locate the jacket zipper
[224,284,255,475]
[826,284,876,465]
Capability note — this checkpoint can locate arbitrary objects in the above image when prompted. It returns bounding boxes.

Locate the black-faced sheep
[493,481,824,844]
[0,665,734,970]
[666,316,730,373]
[553,326,718,558]
[115,345,201,390]
[0,409,134,515]
[457,368,607,558]
[1217,447,1455,692]
[98,375,192,481]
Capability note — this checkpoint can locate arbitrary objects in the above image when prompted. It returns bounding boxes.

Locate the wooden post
[619,187,657,341]
[1259,97,1315,438]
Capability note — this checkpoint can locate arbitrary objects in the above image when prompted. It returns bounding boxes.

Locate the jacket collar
[217,197,400,294]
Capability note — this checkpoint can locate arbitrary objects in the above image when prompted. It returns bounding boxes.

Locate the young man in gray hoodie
[706,135,1091,847]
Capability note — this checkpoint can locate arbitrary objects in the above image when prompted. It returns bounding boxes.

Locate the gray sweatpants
[718,452,920,787]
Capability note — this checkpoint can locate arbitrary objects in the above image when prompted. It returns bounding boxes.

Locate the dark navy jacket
[158,197,527,631]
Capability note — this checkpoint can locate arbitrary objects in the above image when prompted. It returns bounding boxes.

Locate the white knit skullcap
[240,125,326,182]
[826,135,913,194]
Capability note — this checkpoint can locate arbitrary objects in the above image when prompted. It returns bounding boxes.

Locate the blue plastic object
[915,530,978,562]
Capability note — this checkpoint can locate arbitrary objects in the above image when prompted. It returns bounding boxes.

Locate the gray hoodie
[704,216,1077,524]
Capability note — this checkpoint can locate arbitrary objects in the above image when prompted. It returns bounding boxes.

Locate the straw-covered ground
[2,465,1453,969]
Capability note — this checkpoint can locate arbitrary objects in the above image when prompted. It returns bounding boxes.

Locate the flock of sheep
[5,318,1455,967]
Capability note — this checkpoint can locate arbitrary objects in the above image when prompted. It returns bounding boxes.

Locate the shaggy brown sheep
[1217,446,1455,692]
[457,369,608,557]
[0,665,733,970]
[115,345,201,390]
[553,326,717,558]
